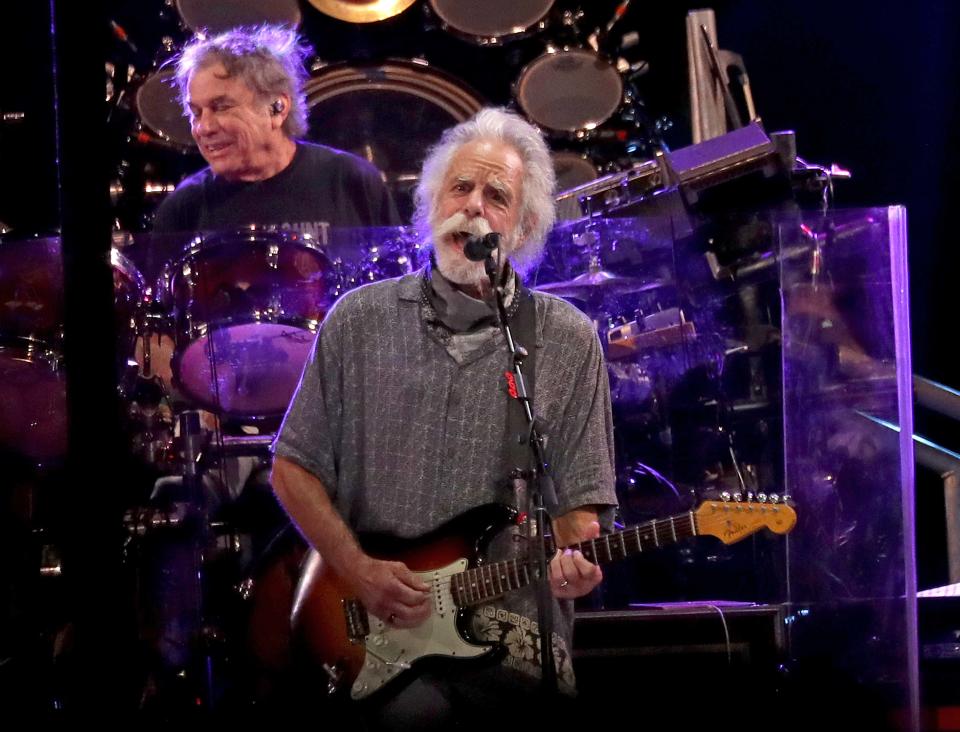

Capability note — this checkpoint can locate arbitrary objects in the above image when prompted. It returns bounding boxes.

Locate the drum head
[136,67,195,149]
[516,48,623,133]
[174,322,316,419]
[551,150,599,191]
[176,0,301,33]
[304,60,484,219]
[429,0,553,42]
[166,230,336,419]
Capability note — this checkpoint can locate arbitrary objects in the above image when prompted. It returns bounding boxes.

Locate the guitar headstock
[694,494,797,545]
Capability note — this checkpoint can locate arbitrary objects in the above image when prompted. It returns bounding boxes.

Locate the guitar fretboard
[450,511,699,607]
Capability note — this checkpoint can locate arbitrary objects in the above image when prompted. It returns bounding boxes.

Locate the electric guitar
[291,498,797,700]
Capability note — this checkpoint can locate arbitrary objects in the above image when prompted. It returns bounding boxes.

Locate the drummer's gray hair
[414,108,556,273]
[173,24,311,138]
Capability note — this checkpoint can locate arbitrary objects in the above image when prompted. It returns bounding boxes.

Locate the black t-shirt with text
[152,141,400,240]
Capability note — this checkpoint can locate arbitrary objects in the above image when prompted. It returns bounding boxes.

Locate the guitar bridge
[343,599,369,643]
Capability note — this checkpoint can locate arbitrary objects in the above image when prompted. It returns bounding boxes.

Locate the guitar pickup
[343,599,370,643]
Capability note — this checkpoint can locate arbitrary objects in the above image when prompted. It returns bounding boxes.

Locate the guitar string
[404,508,779,608]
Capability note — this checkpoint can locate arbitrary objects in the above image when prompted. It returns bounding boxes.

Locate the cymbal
[305,0,417,22]
[536,270,664,299]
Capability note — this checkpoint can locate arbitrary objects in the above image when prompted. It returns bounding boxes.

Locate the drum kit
[0,224,424,710]
[1,0,793,710]
[104,0,655,225]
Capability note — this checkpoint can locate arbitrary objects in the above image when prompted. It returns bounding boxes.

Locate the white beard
[431,212,519,287]
[431,212,493,287]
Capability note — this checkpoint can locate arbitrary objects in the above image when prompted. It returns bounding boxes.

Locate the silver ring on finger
[559,579,569,588]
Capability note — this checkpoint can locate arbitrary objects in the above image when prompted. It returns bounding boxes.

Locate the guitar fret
[469,569,479,604]
[689,510,697,535]
[669,515,677,543]
[480,565,491,600]
[512,560,522,588]
[651,520,660,547]
[619,531,627,557]
[603,533,613,562]
[453,573,462,605]
[522,563,531,586]
[586,539,597,563]
[634,526,643,552]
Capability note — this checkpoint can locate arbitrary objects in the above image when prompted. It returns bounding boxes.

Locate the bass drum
[303,60,485,220]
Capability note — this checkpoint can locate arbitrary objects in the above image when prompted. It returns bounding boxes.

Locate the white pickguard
[350,558,494,700]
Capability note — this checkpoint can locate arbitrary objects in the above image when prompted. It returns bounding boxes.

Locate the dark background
[2,0,958,586]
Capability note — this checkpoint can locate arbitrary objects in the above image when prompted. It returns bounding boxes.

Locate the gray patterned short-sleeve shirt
[274,268,617,691]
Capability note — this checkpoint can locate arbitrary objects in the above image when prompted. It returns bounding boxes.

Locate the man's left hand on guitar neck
[549,507,604,599]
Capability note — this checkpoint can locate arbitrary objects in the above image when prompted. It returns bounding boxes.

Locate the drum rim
[0,335,63,367]
[111,247,147,297]
[163,227,332,277]
[514,46,624,134]
[170,317,319,419]
[304,58,485,123]
[427,0,553,46]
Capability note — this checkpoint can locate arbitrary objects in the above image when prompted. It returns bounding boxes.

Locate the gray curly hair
[414,108,557,273]
[173,24,311,138]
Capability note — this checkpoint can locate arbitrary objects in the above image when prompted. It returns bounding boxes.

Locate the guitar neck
[451,511,699,607]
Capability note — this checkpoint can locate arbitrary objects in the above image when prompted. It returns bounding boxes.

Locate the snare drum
[428,0,553,45]
[515,46,623,134]
[162,229,337,420]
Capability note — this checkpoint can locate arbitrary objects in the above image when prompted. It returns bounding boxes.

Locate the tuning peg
[770,493,780,504]
[720,491,732,503]
[733,493,743,503]
[757,492,768,503]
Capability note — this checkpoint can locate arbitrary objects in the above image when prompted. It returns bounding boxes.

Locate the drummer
[146,23,400,394]
[152,23,399,238]
[143,24,400,694]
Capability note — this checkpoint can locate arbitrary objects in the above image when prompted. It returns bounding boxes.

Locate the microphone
[463,232,502,262]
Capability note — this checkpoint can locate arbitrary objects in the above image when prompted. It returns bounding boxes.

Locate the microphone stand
[481,250,561,696]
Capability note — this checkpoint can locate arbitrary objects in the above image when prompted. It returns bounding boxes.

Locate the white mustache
[434,212,493,240]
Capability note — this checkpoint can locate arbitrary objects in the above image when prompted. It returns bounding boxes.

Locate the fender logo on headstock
[723,521,749,540]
